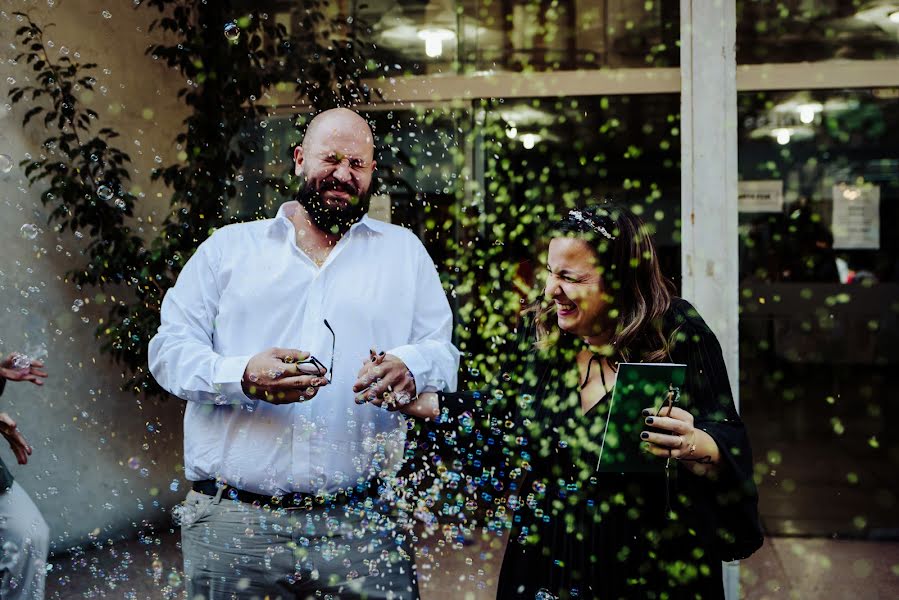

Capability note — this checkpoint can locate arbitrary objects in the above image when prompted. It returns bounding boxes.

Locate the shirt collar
[269,201,386,237]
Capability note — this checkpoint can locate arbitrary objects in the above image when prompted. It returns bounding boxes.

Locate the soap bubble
[19,223,39,240]
[127,456,140,469]
[169,479,180,492]
[114,198,126,210]
[11,353,31,371]
[71,299,84,312]
[167,571,182,588]
[224,22,240,41]
[101,10,111,19]
[97,185,114,201]
[0,154,12,173]
[0,541,19,570]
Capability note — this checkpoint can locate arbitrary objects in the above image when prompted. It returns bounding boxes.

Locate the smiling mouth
[555,302,576,316]
[321,189,356,205]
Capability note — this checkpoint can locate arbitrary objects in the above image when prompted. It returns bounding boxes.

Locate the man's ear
[293,146,304,177]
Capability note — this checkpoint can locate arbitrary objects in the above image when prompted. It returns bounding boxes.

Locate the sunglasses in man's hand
[282,319,335,385]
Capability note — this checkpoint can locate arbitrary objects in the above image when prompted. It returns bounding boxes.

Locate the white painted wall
[0,2,188,551]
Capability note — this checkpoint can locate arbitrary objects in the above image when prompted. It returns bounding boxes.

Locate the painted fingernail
[641,409,651,416]
[640,432,649,439]
[645,417,654,424]
[379,351,385,356]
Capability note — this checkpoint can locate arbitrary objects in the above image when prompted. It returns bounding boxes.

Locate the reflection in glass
[737,0,899,64]
[266,1,679,76]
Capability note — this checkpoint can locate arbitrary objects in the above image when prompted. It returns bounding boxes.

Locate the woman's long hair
[528,201,676,363]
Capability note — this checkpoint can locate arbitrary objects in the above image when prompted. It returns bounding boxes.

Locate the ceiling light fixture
[520,133,541,149]
[773,128,792,145]
[796,102,823,124]
[417,28,455,58]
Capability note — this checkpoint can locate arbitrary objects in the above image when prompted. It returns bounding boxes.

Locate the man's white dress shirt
[148,202,459,495]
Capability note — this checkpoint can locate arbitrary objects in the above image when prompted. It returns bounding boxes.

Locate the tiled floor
[45,528,899,598]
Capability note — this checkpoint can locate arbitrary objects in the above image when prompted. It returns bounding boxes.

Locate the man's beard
[295,176,372,235]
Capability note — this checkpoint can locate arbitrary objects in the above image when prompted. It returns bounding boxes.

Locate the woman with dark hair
[420,202,762,599]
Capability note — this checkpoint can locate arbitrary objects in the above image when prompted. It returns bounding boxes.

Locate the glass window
[737,0,899,64]
[738,88,899,536]
[265,1,679,76]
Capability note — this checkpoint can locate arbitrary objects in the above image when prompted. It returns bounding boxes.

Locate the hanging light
[417,29,455,58]
[797,102,823,124]
[889,10,899,23]
[773,128,792,145]
[520,133,541,149]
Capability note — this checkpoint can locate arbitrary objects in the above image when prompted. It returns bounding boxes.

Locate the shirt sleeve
[387,239,461,395]
[148,232,254,405]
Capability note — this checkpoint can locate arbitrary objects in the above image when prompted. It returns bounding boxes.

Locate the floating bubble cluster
[11,353,31,371]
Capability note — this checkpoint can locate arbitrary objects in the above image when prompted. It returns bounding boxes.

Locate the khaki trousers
[179,488,419,600]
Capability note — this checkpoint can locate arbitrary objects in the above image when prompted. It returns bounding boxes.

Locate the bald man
[149,108,459,599]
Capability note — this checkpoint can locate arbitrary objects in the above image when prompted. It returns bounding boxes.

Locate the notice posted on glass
[832,184,880,250]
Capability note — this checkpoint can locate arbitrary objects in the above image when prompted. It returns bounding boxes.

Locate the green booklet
[596,362,687,474]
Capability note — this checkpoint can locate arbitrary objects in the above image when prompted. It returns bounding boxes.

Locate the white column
[680,1,740,599]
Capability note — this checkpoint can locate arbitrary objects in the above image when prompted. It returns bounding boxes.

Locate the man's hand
[0,353,48,386]
[0,412,32,465]
[242,348,327,405]
[353,350,416,410]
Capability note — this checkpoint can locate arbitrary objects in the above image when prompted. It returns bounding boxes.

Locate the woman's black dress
[437,299,762,600]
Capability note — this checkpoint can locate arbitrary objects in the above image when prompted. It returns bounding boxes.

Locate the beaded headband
[567,209,617,241]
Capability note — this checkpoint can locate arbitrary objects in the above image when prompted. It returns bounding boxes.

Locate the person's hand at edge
[0,352,48,386]
[0,412,32,465]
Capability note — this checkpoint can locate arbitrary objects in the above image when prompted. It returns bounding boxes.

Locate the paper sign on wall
[832,184,880,250]
[738,180,784,213]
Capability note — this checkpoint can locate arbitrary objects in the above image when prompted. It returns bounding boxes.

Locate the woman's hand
[0,412,32,465]
[0,353,48,386]
[640,405,721,477]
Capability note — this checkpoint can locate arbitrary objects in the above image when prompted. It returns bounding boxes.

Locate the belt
[191,480,376,508]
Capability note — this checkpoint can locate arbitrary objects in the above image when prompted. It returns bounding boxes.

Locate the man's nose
[332,162,353,182]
